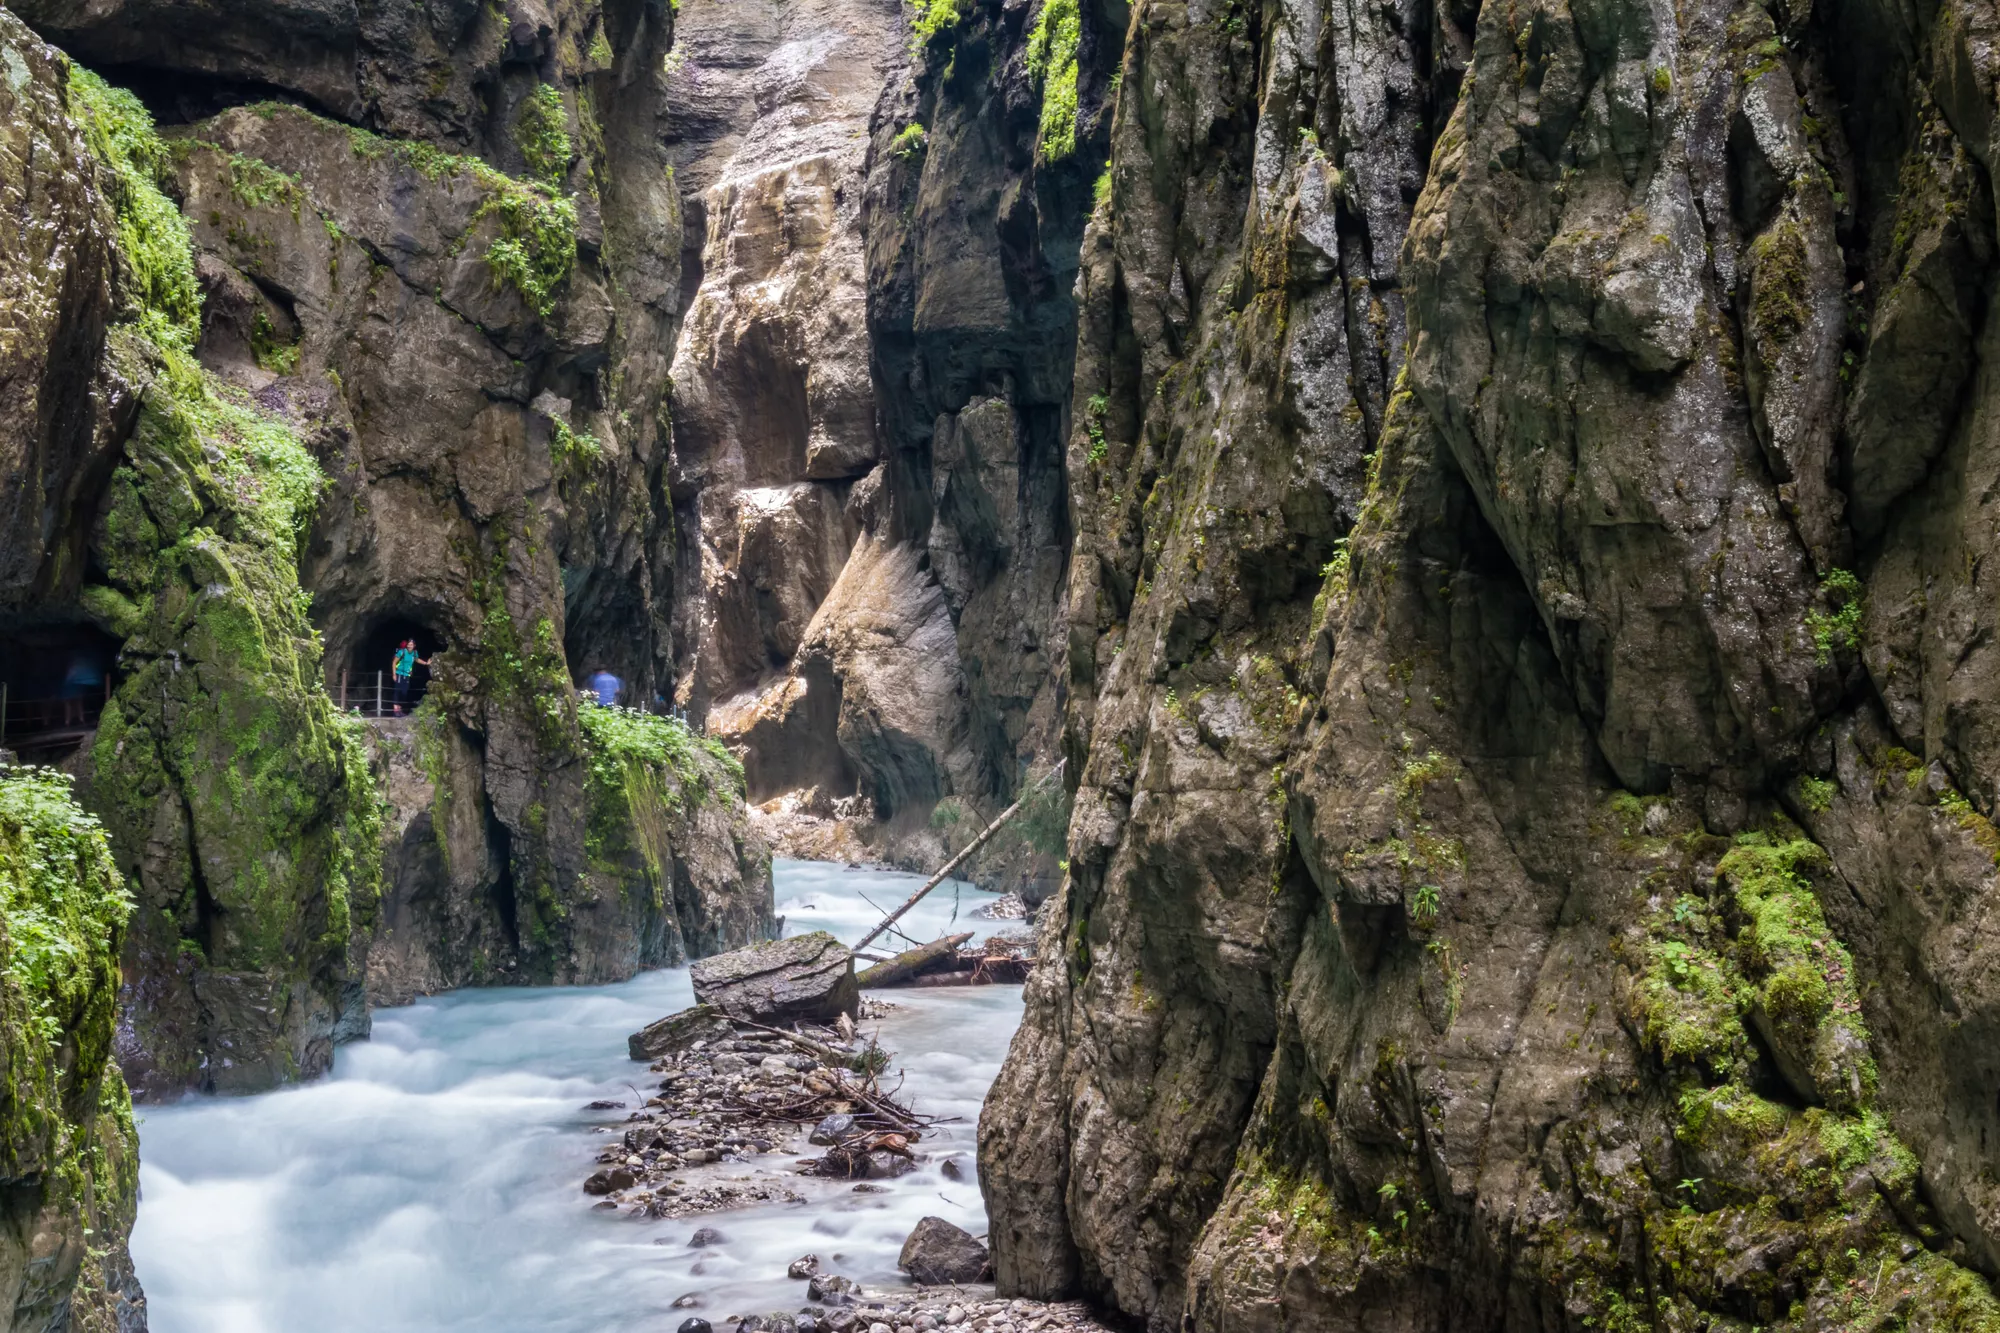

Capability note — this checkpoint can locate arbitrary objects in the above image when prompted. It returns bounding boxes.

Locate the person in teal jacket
[391,639,429,714]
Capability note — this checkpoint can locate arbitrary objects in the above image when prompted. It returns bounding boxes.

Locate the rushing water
[131,859,1027,1333]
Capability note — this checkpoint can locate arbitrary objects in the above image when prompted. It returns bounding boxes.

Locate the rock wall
[666,0,1101,899]
[982,0,2000,1325]
[0,0,773,1101]
[0,765,146,1332]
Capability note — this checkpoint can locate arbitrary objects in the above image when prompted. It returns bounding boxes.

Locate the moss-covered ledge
[0,765,144,1331]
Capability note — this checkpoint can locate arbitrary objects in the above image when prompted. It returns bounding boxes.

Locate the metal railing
[0,681,112,753]
[336,669,430,719]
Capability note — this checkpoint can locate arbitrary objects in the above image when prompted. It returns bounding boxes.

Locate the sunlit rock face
[666,0,1084,902]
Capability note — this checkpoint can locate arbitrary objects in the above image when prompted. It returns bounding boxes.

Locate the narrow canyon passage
[130,862,1024,1333]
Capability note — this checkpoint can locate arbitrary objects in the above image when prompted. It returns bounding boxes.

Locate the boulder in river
[787,1253,820,1278]
[583,1166,635,1194]
[809,1112,856,1145]
[807,1273,857,1303]
[689,931,859,1022]
[628,1003,735,1060]
[898,1217,991,1283]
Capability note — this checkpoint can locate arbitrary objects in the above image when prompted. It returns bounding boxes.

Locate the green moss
[1026,0,1082,160]
[0,770,131,1056]
[1937,790,2000,865]
[514,83,572,188]
[68,69,201,353]
[71,68,383,1064]
[1721,829,1876,1107]
[1748,216,1811,346]
[1796,774,1837,813]
[225,152,305,216]
[577,706,741,907]
[0,768,139,1291]
[250,310,301,375]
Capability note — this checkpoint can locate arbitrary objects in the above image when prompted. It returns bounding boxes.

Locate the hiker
[391,639,430,715]
[587,668,622,707]
[61,653,104,726]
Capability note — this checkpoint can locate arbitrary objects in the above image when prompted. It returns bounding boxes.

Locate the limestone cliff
[664,0,1101,900]
[982,0,2000,1326]
[0,0,772,1101]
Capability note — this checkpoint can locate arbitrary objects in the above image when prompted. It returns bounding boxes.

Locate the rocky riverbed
[131,861,1064,1331]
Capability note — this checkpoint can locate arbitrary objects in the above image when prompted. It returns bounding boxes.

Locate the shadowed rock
[898,1216,991,1285]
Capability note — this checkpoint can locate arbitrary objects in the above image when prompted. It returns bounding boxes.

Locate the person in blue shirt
[61,654,105,726]
[391,639,430,714]
[587,669,622,707]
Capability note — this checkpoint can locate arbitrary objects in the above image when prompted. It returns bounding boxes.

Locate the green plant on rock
[514,83,572,188]
[890,123,928,161]
[910,0,960,56]
[482,191,578,318]
[1085,392,1109,464]
[1026,0,1082,160]
[69,69,201,353]
[1409,882,1440,930]
[1806,568,1864,665]
[250,310,301,375]
[550,417,602,479]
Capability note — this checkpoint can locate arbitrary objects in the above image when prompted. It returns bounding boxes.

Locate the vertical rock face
[983,0,2000,1327]
[667,0,1096,899]
[664,0,898,799]
[0,0,774,1100]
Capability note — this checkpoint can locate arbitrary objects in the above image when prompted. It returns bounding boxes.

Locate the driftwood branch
[853,759,1064,953]
[856,932,974,989]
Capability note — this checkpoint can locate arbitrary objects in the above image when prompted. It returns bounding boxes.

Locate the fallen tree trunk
[856,932,974,989]
[852,759,1064,953]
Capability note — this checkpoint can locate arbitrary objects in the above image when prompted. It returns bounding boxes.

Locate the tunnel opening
[0,618,124,761]
[342,616,444,717]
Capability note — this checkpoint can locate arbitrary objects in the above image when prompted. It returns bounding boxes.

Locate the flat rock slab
[627,1003,735,1060]
[898,1215,991,1284]
[689,931,859,1023]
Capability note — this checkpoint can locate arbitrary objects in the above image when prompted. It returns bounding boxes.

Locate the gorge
[8,0,2000,1326]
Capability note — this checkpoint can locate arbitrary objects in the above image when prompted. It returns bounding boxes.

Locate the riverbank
[129,861,1047,1331]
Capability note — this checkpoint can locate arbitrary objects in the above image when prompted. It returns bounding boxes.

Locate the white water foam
[131,859,1026,1332]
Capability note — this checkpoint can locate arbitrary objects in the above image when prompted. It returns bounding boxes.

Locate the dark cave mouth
[342,616,445,716]
[0,619,123,758]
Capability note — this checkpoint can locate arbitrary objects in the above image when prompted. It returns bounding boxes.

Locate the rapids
[130,859,1027,1332]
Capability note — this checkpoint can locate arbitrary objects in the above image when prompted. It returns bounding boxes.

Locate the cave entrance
[0,620,123,760]
[342,617,443,718]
